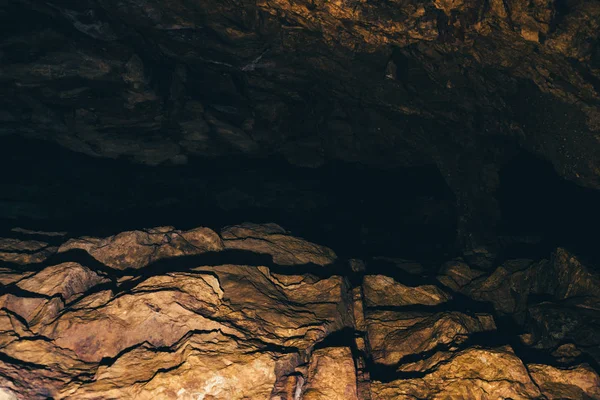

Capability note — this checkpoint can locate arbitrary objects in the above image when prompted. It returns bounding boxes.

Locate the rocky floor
[1,223,599,399]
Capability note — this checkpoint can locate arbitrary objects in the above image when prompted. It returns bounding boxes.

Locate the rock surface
[371,346,543,400]
[363,274,451,307]
[2,0,600,251]
[1,224,599,399]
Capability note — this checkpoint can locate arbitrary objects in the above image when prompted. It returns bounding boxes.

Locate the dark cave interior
[2,0,600,398]
[2,135,600,267]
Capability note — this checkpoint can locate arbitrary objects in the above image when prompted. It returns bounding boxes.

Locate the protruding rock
[221,223,337,266]
[301,347,358,400]
[366,310,496,366]
[528,363,600,399]
[0,238,57,265]
[0,226,598,398]
[363,275,451,307]
[371,346,542,399]
[58,227,224,270]
[16,262,107,303]
[437,260,485,291]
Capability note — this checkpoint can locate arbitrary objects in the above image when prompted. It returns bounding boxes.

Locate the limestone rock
[0,225,598,399]
[437,259,486,292]
[221,223,337,266]
[371,346,543,399]
[441,249,600,318]
[58,226,224,270]
[301,347,358,400]
[363,275,451,307]
[0,238,57,265]
[0,225,351,399]
[366,310,496,366]
[528,363,600,400]
[440,248,600,363]
[60,332,279,400]
[526,298,600,363]
[16,262,107,303]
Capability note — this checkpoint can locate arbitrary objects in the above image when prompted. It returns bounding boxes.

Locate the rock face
[371,346,544,400]
[2,0,600,251]
[1,224,599,399]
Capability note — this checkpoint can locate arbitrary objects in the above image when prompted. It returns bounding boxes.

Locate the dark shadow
[496,151,600,266]
[0,135,458,263]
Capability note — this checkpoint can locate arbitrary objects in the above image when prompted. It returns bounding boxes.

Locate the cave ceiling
[1,0,600,252]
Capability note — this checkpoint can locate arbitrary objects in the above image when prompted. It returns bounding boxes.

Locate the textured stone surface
[221,223,337,266]
[0,238,57,265]
[528,363,600,400]
[438,247,600,364]
[1,225,599,399]
[58,226,224,270]
[2,0,600,252]
[371,346,543,399]
[302,347,358,400]
[366,310,496,366]
[363,274,451,307]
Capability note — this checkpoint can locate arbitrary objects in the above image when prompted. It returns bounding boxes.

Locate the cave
[1,0,600,399]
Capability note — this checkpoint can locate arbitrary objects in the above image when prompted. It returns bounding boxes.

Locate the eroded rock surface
[1,224,599,399]
[2,0,600,252]
[371,346,543,400]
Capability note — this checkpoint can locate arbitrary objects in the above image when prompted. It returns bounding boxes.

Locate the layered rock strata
[0,224,599,399]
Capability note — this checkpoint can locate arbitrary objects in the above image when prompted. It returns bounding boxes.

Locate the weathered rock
[452,258,538,316]
[16,262,107,303]
[363,275,451,307]
[528,363,600,400]
[0,225,351,399]
[58,226,224,270]
[371,346,543,399]
[441,248,600,319]
[301,347,358,400]
[366,310,496,366]
[60,332,279,400]
[0,238,57,265]
[221,223,337,266]
[439,248,600,364]
[550,248,600,299]
[2,0,600,191]
[3,0,600,252]
[1,226,598,399]
[436,259,486,292]
[526,298,600,363]
[551,343,583,364]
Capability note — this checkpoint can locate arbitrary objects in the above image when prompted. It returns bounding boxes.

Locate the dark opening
[0,135,458,263]
[497,150,600,265]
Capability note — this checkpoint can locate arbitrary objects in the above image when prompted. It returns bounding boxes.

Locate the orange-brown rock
[1,226,599,399]
[0,225,351,399]
[16,262,107,303]
[363,275,451,307]
[60,332,279,400]
[440,248,600,364]
[528,363,600,400]
[221,223,337,266]
[58,226,224,270]
[437,259,486,292]
[301,347,358,400]
[0,238,57,265]
[366,310,496,366]
[371,346,543,399]
[443,249,600,316]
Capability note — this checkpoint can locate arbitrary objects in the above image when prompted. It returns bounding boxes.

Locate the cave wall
[2,0,600,255]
